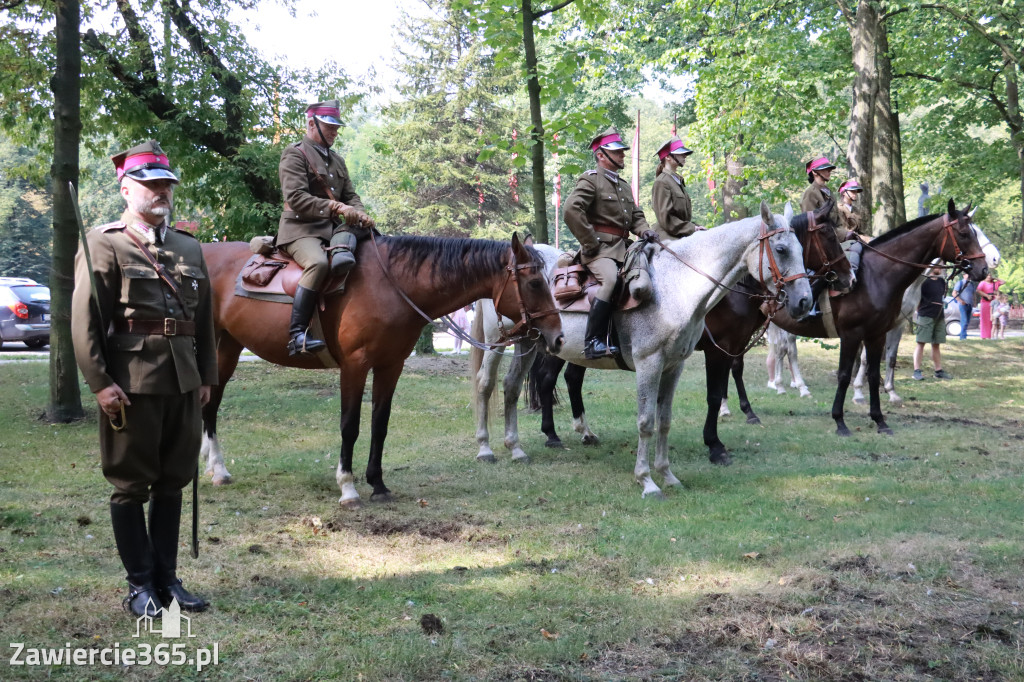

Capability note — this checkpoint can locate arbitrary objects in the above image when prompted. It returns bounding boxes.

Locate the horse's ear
[947,198,957,217]
[966,203,976,218]
[522,232,534,246]
[511,232,521,249]
[783,202,793,223]
[759,200,772,226]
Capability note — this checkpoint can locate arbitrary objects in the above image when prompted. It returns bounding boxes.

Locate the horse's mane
[869,213,942,247]
[382,235,521,289]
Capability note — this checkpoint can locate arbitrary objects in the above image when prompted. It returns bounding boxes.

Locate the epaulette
[171,227,198,239]
[96,221,125,232]
[584,170,598,175]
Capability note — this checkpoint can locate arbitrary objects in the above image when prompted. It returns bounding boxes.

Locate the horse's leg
[772,342,786,394]
[503,342,537,463]
[336,364,369,508]
[884,325,904,406]
[565,363,598,445]
[787,336,812,397]
[633,356,666,499]
[864,337,893,435]
[534,354,566,448]
[474,346,504,463]
[732,355,761,425]
[765,346,777,391]
[831,338,860,437]
[703,348,732,465]
[852,344,867,405]
[654,363,685,487]
[202,332,243,486]
[365,362,406,502]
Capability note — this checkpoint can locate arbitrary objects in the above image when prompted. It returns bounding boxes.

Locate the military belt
[113,318,196,336]
[594,224,629,240]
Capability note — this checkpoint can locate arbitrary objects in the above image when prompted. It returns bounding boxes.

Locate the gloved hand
[356,211,375,229]
[640,230,658,241]
[581,242,600,258]
[695,224,707,231]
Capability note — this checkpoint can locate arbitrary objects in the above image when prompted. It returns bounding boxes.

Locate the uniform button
[329,174,333,178]
[320,210,324,214]
[166,294,171,299]
[169,308,175,313]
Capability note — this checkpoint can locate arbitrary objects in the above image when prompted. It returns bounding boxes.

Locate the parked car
[943,295,980,337]
[0,277,51,349]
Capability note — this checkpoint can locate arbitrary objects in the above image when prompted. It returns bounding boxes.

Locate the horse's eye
[775,245,786,255]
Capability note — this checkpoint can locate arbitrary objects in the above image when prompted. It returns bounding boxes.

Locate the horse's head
[964,206,1001,270]
[789,199,854,294]
[944,199,988,282]
[756,201,812,319]
[496,233,563,354]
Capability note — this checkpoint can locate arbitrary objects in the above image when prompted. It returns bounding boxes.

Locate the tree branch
[834,0,854,25]
[114,0,159,90]
[914,4,1020,67]
[0,0,27,9]
[898,70,1019,133]
[533,0,575,20]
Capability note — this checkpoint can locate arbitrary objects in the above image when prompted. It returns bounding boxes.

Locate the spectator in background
[951,272,977,340]
[976,272,1003,339]
[994,293,1011,340]
[449,304,472,353]
[912,267,952,380]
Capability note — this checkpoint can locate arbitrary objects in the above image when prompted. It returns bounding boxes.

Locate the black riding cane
[192,465,199,559]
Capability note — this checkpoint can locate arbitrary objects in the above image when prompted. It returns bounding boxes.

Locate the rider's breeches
[587,257,620,302]
[282,237,328,290]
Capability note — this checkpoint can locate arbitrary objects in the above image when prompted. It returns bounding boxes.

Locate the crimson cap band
[839,179,863,193]
[306,99,342,126]
[111,140,179,183]
[656,137,693,160]
[805,156,836,173]
[590,126,629,152]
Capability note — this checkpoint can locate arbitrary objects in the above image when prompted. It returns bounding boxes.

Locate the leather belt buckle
[163,318,177,336]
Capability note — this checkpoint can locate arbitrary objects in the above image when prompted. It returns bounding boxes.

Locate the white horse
[551,202,811,499]
[470,243,560,463]
[765,323,812,397]
[851,220,1000,406]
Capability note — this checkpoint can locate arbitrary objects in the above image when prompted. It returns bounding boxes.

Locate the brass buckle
[163,318,177,336]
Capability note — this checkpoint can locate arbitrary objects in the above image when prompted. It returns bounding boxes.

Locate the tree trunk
[870,20,899,236]
[1006,57,1024,244]
[891,91,906,226]
[722,153,749,221]
[847,0,880,233]
[522,0,549,244]
[48,0,84,423]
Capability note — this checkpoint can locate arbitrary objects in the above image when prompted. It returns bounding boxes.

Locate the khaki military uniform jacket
[800,184,842,240]
[563,168,650,264]
[72,212,218,396]
[837,201,864,241]
[651,171,695,240]
[277,136,365,247]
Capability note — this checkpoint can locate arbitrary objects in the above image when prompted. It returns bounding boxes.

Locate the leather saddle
[551,263,645,314]
[234,249,348,303]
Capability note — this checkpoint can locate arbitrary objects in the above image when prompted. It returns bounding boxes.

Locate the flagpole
[631,109,640,204]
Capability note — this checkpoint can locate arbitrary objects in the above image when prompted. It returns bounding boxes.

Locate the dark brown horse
[531,202,851,462]
[201,234,563,507]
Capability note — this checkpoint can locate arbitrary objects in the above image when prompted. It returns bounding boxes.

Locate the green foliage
[0,138,51,280]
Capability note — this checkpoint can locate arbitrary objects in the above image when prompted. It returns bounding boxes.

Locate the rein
[802,210,843,285]
[367,230,553,351]
[859,214,985,272]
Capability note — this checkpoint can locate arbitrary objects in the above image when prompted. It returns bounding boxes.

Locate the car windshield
[11,286,50,302]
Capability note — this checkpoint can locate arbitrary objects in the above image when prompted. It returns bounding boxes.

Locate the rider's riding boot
[149,493,209,612]
[110,502,163,617]
[329,230,357,277]
[847,241,863,286]
[806,275,827,317]
[287,285,327,356]
[583,299,618,360]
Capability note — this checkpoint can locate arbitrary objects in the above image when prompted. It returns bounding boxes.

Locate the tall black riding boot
[806,275,828,317]
[149,493,209,612]
[583,299,619,360]
[110,502,162,617]
[287,285,327,356]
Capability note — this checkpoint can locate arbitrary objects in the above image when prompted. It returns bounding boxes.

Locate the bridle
[859,213,986,273]
[757,219,809,310]
[369,230,557,350]
[801,210,845,287]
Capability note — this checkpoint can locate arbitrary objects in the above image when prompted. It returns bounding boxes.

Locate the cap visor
[601,141,629,150]
[125,168,180,183]
[672,148,694,156]
[814,164,836,171]
[314,115,342,126]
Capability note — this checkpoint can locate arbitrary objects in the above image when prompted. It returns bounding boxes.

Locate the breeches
[100,391,202,504]
[282,237,328,290]
[587,257,620,302]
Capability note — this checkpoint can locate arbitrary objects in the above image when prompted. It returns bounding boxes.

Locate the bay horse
[200,234,563,507]
[550,202,812,498]
[528,201,850,465]
[768,199,987,436]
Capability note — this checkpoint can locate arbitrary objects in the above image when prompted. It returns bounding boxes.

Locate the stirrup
[288,332,326,356]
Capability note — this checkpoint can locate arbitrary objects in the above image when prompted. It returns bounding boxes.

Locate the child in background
[994,293,1011,340]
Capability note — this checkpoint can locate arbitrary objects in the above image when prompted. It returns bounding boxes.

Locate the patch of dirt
[362,517,465,541]
[403,352,470,378]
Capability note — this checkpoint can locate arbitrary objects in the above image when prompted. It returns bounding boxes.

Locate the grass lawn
[1,338,1023,681]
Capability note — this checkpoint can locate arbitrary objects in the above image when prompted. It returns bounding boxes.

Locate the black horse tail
[527,352,561,411]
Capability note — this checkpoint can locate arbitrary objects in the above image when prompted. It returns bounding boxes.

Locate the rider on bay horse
[276,99,376,356]
[651,137,705,241]
[563,126,653,360]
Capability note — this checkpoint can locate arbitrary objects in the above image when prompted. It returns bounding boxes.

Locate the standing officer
[651,137,702,240]
[563,126,651,359]
[277,99,375,356]
[72,141,217,617]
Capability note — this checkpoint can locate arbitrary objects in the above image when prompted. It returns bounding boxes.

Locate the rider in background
[651,137,705,241]
[835,178,867,284]
[276,99,375,356]
[563,126,652,359]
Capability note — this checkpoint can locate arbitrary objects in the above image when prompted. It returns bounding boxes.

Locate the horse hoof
[212,476,232,486]
[370,492,394,504]
[853,397,866,405]
[890,398,904,408]
[580,434,600,446]
[878,427,894,436]
[642,490,667,501]
[476,453,497,463]
[544,437,563,449]
[709,451,732,466]
[836,427,851,437]
[746,416,761,426]
[338,497,362,510]
[511,455,531,465]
